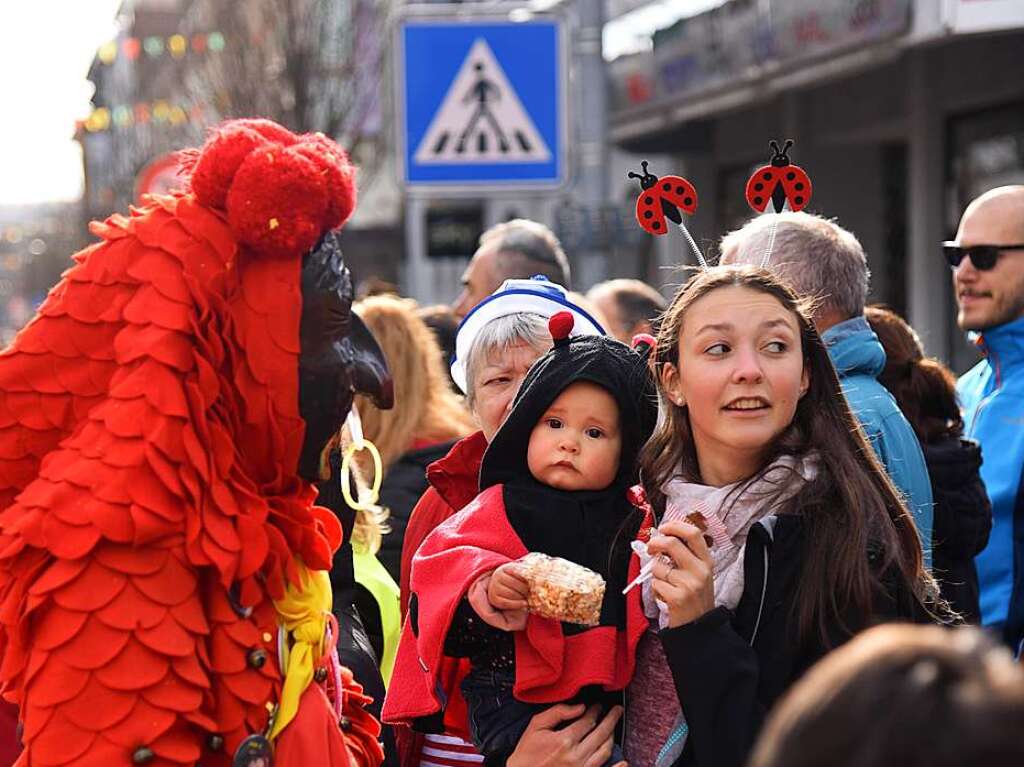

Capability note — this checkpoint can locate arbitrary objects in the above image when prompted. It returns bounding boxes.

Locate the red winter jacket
[399,431,488,615]
[394,431,486,766]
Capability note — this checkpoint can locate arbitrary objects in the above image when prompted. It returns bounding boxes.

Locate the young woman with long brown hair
[623,265,944,767]
[496,266,945,767]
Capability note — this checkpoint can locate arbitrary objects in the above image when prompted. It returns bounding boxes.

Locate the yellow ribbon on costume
[269,561,333,740]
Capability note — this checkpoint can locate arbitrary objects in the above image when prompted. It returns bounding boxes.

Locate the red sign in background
[135,152,184,202]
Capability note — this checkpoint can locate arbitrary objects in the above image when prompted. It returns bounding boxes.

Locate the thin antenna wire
[760,216,779,268]
[678,222,709,270]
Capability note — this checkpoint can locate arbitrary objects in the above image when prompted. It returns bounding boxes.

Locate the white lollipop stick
[622,553,672,595]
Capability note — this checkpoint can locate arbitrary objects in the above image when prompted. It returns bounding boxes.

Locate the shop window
[881,142,907,317]
[948,103,1024,229]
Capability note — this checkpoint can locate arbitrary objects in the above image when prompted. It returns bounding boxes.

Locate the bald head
[953,185,1024,332]
[957,186,1024,245]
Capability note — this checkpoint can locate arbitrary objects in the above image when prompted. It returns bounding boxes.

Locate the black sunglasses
[943,242,1024,270]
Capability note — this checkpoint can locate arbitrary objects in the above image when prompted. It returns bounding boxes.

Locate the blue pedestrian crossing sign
[398,17,566,189]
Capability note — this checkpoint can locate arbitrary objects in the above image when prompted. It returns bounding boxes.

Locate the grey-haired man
[721,211,934,565]
[453,219,572,320]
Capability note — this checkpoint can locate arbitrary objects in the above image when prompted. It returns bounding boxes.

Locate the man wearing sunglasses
[954,185,1024,656]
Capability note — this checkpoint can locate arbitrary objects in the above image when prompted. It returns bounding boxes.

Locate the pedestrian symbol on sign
[453,62,518,155]
[414,39,551,165]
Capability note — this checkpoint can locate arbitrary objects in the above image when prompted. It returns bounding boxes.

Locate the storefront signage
[425,207,485,259]
[610,0,913,112]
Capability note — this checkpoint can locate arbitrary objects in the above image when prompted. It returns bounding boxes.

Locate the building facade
[78,0,402,293]
[607,0,1024,371]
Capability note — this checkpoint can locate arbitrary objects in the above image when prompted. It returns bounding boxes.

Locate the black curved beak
[348,312,394,410]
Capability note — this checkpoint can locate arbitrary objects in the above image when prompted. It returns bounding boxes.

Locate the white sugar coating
[518,552,606,626]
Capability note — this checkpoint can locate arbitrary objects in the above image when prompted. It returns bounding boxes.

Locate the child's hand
[467,568,529,631]
[488,562,531,611]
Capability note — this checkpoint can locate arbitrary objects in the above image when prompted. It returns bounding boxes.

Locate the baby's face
[527,381,621,491]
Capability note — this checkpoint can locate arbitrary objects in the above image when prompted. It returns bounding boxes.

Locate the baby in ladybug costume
[384,314,658,764]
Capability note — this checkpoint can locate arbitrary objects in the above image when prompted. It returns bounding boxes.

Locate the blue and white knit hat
[450,276,605,393]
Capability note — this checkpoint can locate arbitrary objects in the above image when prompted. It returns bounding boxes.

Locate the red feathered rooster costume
[0,119,391,767]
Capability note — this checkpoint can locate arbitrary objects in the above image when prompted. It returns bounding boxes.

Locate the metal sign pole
[573,0,609,289]
[394,4,572,301]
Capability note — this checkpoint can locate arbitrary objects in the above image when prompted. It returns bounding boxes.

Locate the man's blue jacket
[958,315,1024,652]
[825,317,934,568]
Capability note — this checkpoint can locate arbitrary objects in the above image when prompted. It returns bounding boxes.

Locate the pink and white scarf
[625,452,818,767]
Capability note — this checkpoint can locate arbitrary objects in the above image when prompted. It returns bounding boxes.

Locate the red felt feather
[0,119,378,767]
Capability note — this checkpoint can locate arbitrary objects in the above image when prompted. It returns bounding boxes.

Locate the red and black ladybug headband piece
[744,139,813,267]
[629,161,708,270]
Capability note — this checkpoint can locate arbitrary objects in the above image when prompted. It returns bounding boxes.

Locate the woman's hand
[647,519,715,628]
[507,704,626,767]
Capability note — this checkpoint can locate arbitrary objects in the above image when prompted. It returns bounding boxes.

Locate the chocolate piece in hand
[684,511,715,549]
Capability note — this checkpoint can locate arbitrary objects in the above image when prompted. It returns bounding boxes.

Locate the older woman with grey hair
[392,277,606,767]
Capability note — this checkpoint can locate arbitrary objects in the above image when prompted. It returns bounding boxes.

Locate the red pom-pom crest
[185,119,358,260]
[190,126,268,210]
[226,145,328,261]
[549,311,574,343]
[293,135,357,229]
[230,118,302,146]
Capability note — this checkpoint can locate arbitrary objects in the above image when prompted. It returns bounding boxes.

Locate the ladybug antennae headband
[760,218,780,269]
[628,161,708,270]
[744,138,813,267]
[768,139,793,159]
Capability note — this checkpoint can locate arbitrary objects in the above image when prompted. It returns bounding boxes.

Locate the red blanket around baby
[383,484,649,732]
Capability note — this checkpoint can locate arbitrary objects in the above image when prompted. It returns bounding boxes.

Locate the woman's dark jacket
[659,513,936,767]
[377,440,459,583]
[924,436,992,623]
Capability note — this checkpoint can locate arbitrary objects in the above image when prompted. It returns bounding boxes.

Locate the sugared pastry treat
[519,553,606,627]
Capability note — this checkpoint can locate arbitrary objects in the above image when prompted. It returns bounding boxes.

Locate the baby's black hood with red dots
[477,315,657,628]
[481,319,658,493]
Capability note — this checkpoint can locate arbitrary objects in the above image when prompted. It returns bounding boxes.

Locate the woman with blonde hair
[352,294,477,582]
